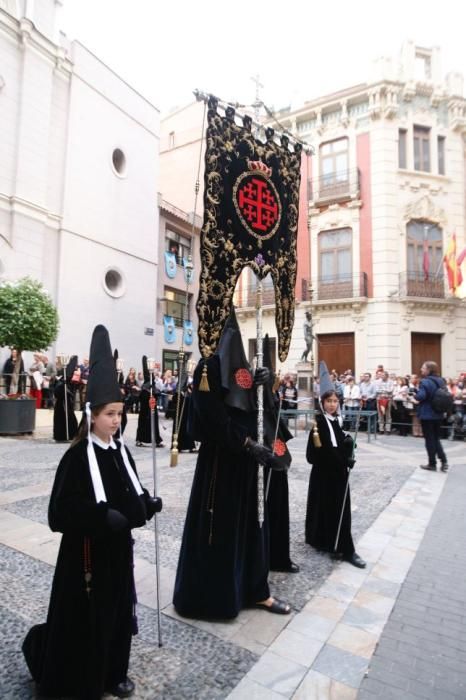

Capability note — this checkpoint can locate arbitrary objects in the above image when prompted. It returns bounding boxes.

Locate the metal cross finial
[250,74,264,123]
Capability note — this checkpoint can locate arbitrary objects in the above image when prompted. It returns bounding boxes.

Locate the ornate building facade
[235,42,466,379]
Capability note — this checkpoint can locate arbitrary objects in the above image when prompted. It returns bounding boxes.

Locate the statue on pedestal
[300,311,313,362]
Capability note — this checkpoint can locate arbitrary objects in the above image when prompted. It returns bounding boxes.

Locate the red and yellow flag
[444,233,464,293]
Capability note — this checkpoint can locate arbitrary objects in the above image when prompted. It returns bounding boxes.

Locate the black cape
[53,380,78,441]
[22,439,153,700]
[305,413,355,557]
[136,384,162,444]
[173,355,270,619]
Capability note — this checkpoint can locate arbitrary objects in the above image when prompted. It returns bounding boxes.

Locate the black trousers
[421,419,447,465]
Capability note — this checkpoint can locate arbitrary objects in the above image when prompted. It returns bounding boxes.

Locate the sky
[60,0,466,116]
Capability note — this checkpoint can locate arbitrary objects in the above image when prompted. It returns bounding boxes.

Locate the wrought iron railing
[301,273,368,301]
[309,168,360,202]
[399,271,445,299]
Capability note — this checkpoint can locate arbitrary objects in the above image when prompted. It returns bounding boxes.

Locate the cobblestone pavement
[0,412,463,699]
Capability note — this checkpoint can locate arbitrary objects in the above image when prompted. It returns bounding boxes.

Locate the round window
[112,148,126,176]
[103,268,125,298]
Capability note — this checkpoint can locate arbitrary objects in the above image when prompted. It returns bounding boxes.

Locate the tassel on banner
[170,434,179,467]
[199,362,210,392]
[312,420,322,448]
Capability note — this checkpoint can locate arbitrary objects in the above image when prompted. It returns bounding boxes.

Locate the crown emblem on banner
[248,160,272,177]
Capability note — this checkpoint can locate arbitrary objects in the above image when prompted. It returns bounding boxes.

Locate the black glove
[342,433,354,458]
[106,508,129,532]
[245,439,288,471]
[253,367,270,386]
[347,458,356,470]
[146,496,163,519]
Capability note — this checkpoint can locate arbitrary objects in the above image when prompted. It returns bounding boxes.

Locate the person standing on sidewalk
[416,361,449,472]
[305,361,366,569]
[22,325,162,700]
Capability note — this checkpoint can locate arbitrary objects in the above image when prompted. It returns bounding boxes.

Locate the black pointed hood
[86,325,122,408]
[216,306,255,412]
[65,355,78,383]
[319,360,334,397]
[142,356,150,384]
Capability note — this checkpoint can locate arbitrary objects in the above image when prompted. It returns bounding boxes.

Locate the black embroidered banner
[196,97,302,362]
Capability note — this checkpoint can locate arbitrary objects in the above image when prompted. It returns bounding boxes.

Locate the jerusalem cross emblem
[233,167,282,241]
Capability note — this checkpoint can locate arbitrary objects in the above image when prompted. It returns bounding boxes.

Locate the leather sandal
[254,598,291,614]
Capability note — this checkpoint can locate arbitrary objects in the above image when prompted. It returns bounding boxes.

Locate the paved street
[0,412,465,699]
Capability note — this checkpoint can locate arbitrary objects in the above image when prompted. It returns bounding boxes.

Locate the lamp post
[56,353,70,440]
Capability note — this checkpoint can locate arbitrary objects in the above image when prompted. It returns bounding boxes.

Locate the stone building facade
[0,0,160,371]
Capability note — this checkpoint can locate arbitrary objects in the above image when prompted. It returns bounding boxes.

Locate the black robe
[136,385,162,445]
[171,389,196,452]
[305,413,355,557]
[173,355,270,619]
[267,468,293,570]
[22,439,153,700]
[53,380,78,441]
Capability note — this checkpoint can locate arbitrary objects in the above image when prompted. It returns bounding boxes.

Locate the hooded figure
[135,356,163,447]
[53,355,79,441]
[170,369,196,453]
[113,349,128,435]
[173,307,291,619]
[262,335,299,573]
[304,361,365,568]
[22,325,162,700]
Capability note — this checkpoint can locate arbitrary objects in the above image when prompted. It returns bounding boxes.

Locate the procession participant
[170,373,196,453]
[53,355,79,442]
[305,361,366,568]
[262,335,299,573]
[22,325,162,700]
[173,309,291,619]
[135,356,164,448]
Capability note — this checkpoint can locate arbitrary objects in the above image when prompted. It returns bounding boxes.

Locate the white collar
[91,433,118,450]
[324,411,337,421]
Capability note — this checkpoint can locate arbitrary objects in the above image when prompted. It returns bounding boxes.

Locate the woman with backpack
[416,361,451,472]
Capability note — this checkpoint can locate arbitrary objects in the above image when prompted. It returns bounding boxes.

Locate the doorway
[411,333,442,374]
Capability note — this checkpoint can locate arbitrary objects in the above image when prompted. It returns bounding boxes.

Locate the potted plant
[0,277,59,434]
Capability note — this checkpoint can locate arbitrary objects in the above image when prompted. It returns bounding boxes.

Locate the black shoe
[331,552,344,560]
[440,462,449,472]
[345,552,366,568]
[107,677,135,698]
[272,561,300,573]
[420,464,436,471]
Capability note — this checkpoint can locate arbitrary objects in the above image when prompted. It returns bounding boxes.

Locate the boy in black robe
[23,325,162,699]
[305,361,365,568]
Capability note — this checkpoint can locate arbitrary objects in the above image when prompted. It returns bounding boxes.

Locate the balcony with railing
[309,168,360,204]
[399,271,445,299]
[302,273,368,302]
[233,283,276,309]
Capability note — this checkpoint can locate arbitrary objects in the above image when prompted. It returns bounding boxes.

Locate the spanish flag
[444,233,464,293]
